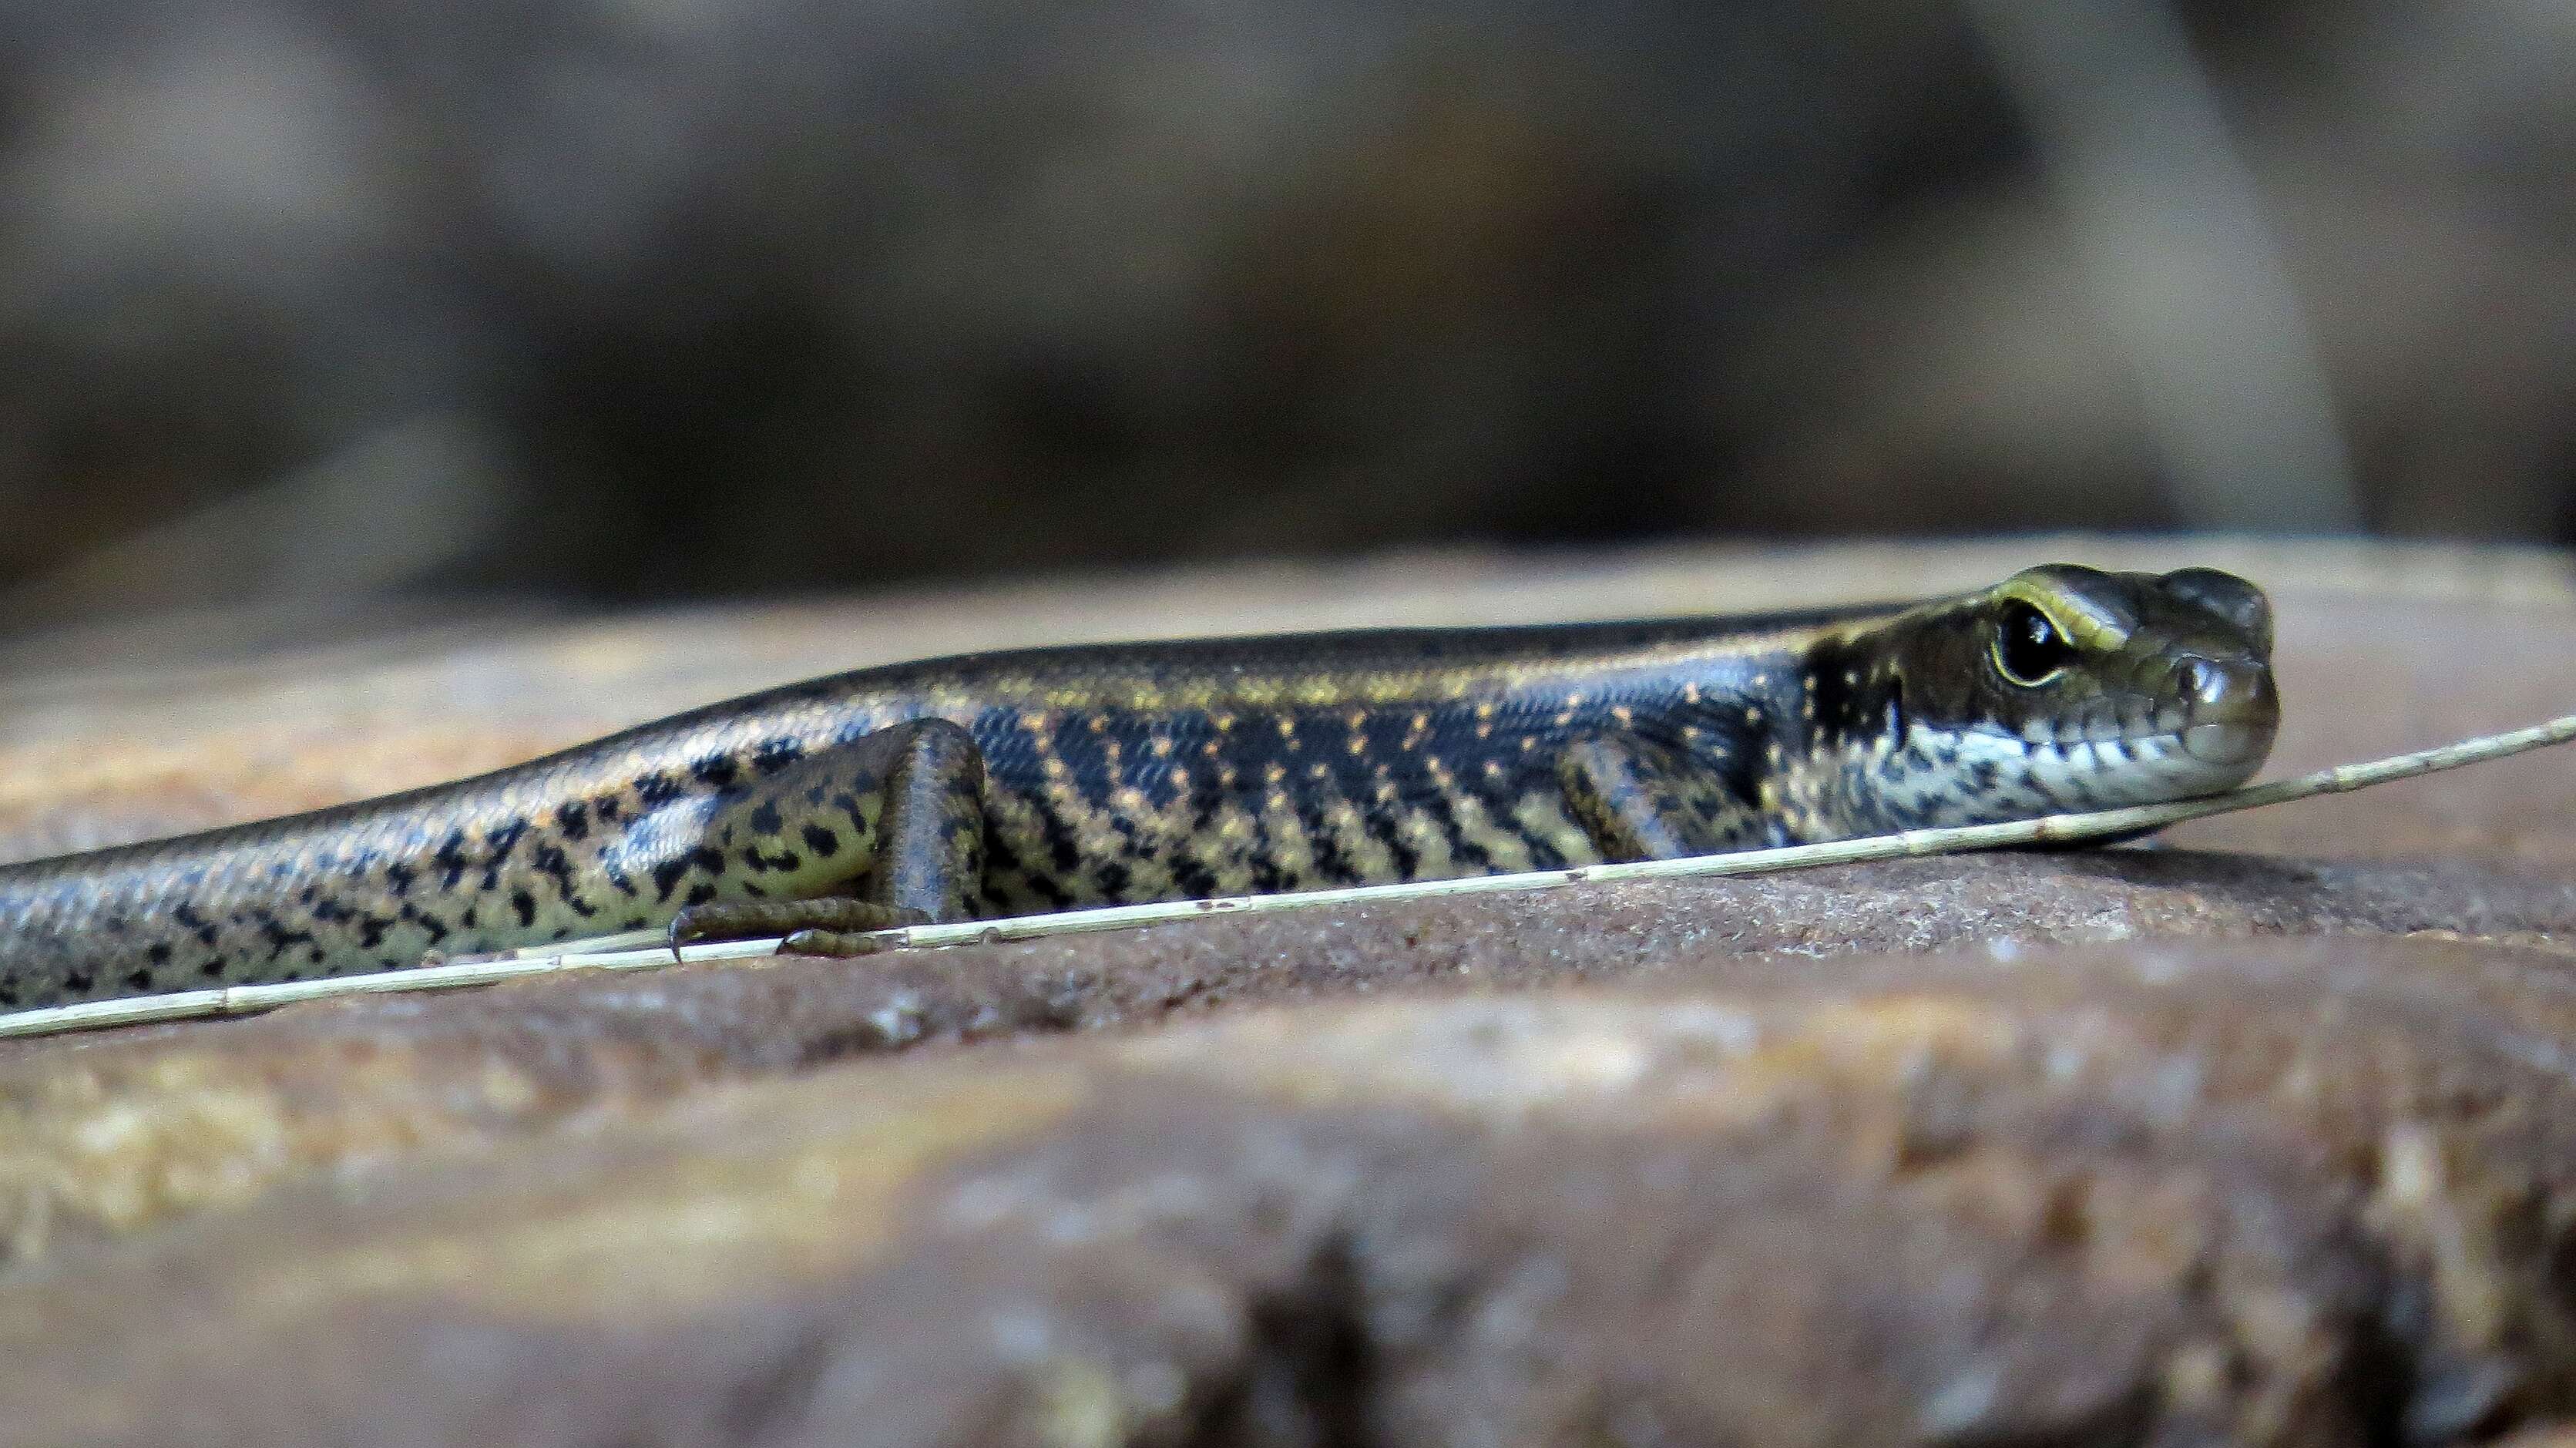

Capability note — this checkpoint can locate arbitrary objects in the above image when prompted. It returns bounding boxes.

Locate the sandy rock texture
[1,538,2574,1445]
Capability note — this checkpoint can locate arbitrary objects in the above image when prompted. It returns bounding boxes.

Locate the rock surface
[14,936,2576,1446]
[2,539,2574,1445]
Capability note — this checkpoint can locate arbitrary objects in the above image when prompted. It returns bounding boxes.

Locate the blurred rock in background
[0,0,2569,660]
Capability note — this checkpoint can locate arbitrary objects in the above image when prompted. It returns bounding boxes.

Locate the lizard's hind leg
[1557,734,1772,862]
[669,717,989,956]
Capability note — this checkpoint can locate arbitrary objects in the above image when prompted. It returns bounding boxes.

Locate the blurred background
[1,0,2571,670]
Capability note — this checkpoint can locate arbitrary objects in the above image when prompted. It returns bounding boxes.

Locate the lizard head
[1825,564,2279,824]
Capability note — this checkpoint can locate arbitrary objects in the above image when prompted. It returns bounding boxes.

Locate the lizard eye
[1992,600,2074,687]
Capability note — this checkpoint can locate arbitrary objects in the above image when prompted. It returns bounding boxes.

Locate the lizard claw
[780,929,896,958]
[668,899,932,959]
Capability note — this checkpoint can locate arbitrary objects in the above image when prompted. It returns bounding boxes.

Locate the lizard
[0,563,2279,1009]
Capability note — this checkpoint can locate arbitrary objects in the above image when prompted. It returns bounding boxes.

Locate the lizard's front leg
[1556,733,1773,862]
[668,717,988,956]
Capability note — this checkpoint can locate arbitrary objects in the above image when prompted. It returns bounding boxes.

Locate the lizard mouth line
[1990,714,2279,771]
[1995,727,2274,771]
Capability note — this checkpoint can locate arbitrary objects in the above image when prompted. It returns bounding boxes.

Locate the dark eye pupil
[1997,603,2069,684]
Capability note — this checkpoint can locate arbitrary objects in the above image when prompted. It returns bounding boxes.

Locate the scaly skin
[0,565,2279,1007]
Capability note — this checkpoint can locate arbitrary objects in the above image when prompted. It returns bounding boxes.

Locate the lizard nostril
[2175,657,2264,714]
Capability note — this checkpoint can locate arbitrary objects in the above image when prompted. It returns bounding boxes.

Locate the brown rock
[13,936,2576,1444]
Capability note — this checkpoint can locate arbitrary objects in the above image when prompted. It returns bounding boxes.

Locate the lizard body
[0,565,2279,1007]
